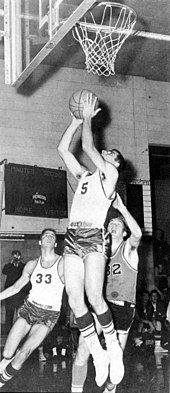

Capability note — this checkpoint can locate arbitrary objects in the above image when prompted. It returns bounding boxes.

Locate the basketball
[69,89,99,119]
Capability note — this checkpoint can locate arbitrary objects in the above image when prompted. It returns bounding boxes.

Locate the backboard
[1,1,170,86]
[3,0,97,87]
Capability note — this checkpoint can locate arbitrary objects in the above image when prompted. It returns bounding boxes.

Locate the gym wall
[0,60,170,237]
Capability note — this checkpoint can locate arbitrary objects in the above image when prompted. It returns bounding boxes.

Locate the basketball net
[72,2,137,77]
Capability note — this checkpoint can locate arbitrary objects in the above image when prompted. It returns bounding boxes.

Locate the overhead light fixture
[0,234,25,240]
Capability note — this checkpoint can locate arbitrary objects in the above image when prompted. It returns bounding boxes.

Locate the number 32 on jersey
[106,263,122,276]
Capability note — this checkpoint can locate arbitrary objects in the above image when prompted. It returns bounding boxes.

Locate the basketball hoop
[72,2,137,76]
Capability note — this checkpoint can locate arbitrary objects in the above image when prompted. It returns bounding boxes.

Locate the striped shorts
[64,227,110,260]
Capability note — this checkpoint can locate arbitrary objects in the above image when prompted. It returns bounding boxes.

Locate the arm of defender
[113,193,142,249]
[0,259,37,301]
[58,116,86,179]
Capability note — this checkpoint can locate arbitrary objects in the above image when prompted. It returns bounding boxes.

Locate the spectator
[136,290,154,334]
[147,289,168,352]
[159,275,170,309]
[153,229,170,276]
[2,250,26,333]
[134,290,154,349]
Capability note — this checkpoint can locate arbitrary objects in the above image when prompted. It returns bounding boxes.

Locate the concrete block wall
[146,80,170,145]
[0,60,170,236]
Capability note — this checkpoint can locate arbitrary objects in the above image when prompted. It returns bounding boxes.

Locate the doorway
[149,145,170,244]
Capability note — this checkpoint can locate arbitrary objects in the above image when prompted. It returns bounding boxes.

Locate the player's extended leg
[84,253,124,386]
[64,254,109,387]
[64,255,87,317]
[71,334,90,393]
[84,252,108,314]
[5,299,16,334]
[0,323,50,387]
[103,332,129,393]
[71,314,103,393]
[0,316,31,374]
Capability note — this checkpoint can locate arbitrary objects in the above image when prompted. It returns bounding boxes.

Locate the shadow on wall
[16,64,59,97]
[92,100,112,152]
[120,159,137,183]
[115,15,150,79]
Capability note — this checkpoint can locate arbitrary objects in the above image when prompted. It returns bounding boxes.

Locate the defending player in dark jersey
[71,193,142,393]
[0,229,64,389]
[58,93,125,387]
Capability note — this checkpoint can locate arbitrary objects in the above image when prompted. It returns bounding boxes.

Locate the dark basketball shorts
[63,227,110,260]
[109,301,135,333]
[17,299,60,330]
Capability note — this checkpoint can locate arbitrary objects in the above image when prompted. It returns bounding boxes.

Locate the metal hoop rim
[92,1,137,18]
[75,21,134,34]
[75,2,137,34]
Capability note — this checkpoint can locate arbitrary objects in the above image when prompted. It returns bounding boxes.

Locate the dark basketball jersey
[106,240,138,305]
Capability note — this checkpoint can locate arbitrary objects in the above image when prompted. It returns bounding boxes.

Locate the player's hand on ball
[70,112,83,126]
[82,93,101,118]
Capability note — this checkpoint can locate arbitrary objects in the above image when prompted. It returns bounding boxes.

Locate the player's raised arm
[81,93,124,198]
[113,193,142,248]
[81,93,106,171]
[58,115,85,180]
[0,259,36,301]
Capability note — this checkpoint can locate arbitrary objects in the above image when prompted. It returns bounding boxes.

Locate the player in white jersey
[0,228,64,389]
[71,193,142,393]
[58,93,125,387]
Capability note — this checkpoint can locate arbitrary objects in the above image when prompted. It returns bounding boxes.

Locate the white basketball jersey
[28,256,64,311]
[69,171,114,228]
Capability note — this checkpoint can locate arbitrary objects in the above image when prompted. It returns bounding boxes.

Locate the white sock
[52,347,57,356]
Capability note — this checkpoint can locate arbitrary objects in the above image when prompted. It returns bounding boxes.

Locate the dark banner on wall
[5,163,68,219]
